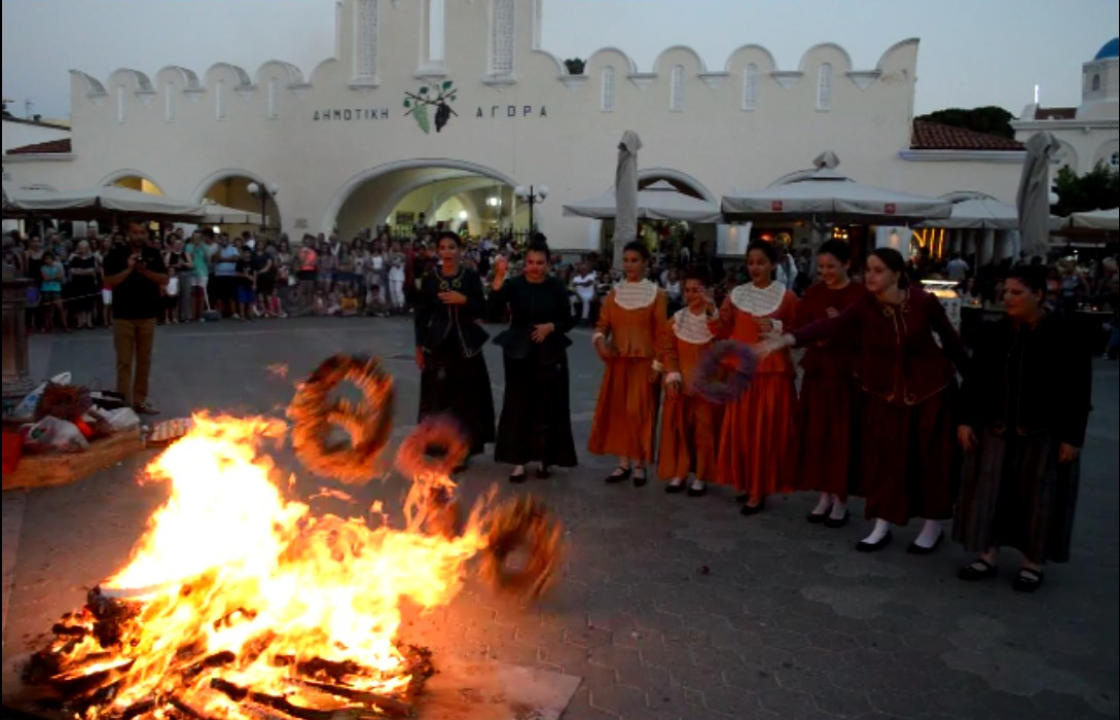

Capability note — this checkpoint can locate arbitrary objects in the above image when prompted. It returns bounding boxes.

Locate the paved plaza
[2,316,1118,720]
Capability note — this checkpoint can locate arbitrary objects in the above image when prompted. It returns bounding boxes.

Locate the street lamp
[513,184,548,234]
[246,181,278,234]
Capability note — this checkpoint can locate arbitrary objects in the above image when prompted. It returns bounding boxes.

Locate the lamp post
[513,184,548,236]
[246,181,278,235]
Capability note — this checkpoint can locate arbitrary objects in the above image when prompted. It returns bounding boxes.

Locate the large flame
[78,413,490,718]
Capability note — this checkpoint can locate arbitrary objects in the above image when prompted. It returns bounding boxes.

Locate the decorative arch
[875,38,920,71]
[722,44,777,73]
[156,66,201,91]
[108,68,155,94]
[204,62,254,90]
[255,60,305,88]
[98,169,164,194]
[637,167,715,202]
[797,42,853,73]
[321,158,519,234]
[189,168,274,204]
[584,47,639,76]
[651,45,708,75]
[69,69,107,97]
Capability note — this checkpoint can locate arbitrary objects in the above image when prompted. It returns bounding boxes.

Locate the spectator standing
[235,246,257,320]
[102,220,167,414]
[68,240,100,330]
[387,241,407,313]
[946,253,970,283]
[213,235,241,318]
[187,232,210,322]
[39,251,68,333]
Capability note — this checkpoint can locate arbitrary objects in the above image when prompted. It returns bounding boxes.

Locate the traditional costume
[587,279,667,463]
[793,288,967,525]
[953,313,1091,564]
[414,266,495,455]
[794,281,867,498]
[490,274,578,469]
[657,307,721,487]
[710,282,799,503]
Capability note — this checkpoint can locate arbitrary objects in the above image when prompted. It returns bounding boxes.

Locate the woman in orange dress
[710,240,799,515]
[588,241,667,486]
[658,266,721,497]
[795,240,867,527]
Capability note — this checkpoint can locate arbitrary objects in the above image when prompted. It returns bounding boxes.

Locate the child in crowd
[235,247,256,321]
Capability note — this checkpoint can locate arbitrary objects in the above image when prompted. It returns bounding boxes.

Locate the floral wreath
[693,340,758,404]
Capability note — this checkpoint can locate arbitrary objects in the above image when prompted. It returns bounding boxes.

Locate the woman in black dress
[414,231,495,458]
[953,264,1092,592]
[67,240,100,329]
[489,238,578,483]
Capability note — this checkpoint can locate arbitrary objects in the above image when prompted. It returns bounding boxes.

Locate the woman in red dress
[588,241,667,486]
[795,240,867,527]
[759,248,967,553]
[710,241,799,515]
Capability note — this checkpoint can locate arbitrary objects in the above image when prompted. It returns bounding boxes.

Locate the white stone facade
[3,0,1027,250]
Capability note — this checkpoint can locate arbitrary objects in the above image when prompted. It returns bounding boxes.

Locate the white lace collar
[612,279,658,310]
[730,282,786,316]
[672,308,714,344]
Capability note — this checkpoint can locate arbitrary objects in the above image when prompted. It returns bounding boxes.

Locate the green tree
[563,58,585,75]
[1052,162,1120,216]
[915,106,1015,139]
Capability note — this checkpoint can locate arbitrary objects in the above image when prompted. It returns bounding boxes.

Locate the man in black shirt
[102,220,168,414]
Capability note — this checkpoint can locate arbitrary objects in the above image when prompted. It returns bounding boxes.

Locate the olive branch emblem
[403,80,458,134]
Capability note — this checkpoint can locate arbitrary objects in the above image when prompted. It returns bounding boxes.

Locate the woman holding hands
[588,241,667,486]
[489,238,577,482]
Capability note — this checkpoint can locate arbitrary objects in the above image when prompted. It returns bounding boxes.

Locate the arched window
[489,0,514,75]
[1092,73,1101,92]
[215,80,226,120]
[817,62,833,110]
[601,65,615,112]
[1110,150,1119,170]
[164,83,175,122]
[267,78,278,119]
[742,62,758,110]
[353,0,379,82]
[116,86,126,124]
[427,0,445,64]
[670,64,684,111]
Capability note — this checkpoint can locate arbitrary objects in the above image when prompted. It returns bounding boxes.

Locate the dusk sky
[2,0,1117,121]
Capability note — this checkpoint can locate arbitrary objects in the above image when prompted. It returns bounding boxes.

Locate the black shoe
[536,465,551,479]
[686,484,707,497]
[823,510,850,528]
[508,470,527,484]
[807,506,830,524]
[906,531,944,555]
[735,493,749,504]
[605,466,631,484]
[665,481,685,494]
[958,558,998,581]
[1012,567,1045,592]
[740,499,765,516]
[856,530,892,552]
[632,470,647,487]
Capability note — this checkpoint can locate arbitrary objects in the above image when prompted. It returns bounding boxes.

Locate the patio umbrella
[721,151,953,226]
[562,180,721,223]
[1064,207,1119,231]
[2,182,204,221]
[914,192,1019,230]
[199,202,262,226]
[611,130,642,270]
[1015,131,1060,257]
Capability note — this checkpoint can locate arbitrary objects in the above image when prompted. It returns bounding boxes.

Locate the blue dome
[1096,38,1119,60]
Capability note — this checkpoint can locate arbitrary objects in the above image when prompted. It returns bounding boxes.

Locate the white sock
[668,477,684,487]
[829,495,847,520]
[689,478,705,491]
[631,461,645,478]
[861,518,890,545]
[811,492,831,515]
[511,464,526,476]
[913,519,943,548]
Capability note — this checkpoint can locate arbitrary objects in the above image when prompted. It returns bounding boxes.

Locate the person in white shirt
[945,254,970,283]
[572,261,597,323]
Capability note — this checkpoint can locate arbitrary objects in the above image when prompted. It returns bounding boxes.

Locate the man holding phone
[102,219,168,414]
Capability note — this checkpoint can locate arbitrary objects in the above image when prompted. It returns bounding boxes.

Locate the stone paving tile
[1,321,1117,720]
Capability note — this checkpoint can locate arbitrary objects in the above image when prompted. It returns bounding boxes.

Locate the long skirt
[858,390,955,525]
[795,373,859,498]
[495,353,577,467]
[657,391,720,482]
[418,352,495,455]
[588,357,656,462]
[953,430,1078,563]
[715,372,796,498]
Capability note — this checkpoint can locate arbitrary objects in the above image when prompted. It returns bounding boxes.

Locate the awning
[563,180,721,223]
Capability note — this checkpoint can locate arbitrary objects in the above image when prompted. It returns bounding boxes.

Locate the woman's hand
[437,290,467,305]
[415,347,425,370]
[593,337,612,363]
[755,317,774,334]
[957,425,977,452]
[1057,443,1080,463]
[531,322,554,343]
[751,334,792,358]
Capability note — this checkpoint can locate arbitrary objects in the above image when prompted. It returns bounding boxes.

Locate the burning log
[209,679,406,720]
[293,680,415,718]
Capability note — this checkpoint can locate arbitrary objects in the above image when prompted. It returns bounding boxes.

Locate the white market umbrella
[562,180,722,223]
[2,182,204,220]
[611,130,642,270]
[1016,131,1061,257]
[199,202,262,226]
[1063,207,1119,231]
[914,192,1019,230]
[722,151,953,225]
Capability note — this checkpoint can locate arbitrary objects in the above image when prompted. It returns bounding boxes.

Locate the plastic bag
[9,372,72,421]
[25,416,89,453]
[99,407,141,432]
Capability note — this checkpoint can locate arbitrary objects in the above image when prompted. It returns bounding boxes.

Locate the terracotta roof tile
[910,120,1023,151]
[5,138,71,155]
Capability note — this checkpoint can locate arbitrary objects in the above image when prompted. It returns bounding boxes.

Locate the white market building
[2,0,1055,254]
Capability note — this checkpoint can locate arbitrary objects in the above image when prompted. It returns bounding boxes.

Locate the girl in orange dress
[710,240,799,515]
[658,266,721,497]
[588,241,668,486]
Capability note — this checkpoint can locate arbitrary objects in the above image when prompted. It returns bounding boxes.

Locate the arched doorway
[191,169,281,234]
[323,159,519,240]
[100,169,164,195]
